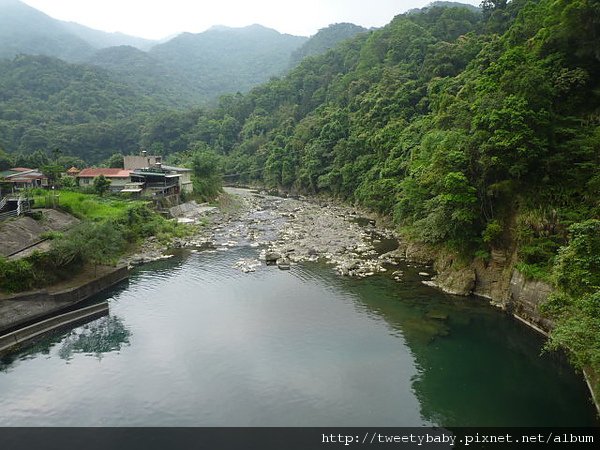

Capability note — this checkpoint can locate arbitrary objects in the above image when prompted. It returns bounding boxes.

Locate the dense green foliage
[0,55,164,162]
[542,220,600,391]
[93,175,111,196]
[0,3,313,160]
[85,45,199,108]
[84,24,309,108]
[189,147,223,202]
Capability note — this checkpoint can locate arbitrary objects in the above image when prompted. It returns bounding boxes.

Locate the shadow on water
[330,267,599,426]
[0,251,191,372]
[0,270,140,371]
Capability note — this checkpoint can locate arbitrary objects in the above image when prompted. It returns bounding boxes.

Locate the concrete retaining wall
[52,266,129,304]
[0,266,129,335]
[0,302,109,354]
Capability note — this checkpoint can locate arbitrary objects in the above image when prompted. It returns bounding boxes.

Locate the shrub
[0,257,37,292]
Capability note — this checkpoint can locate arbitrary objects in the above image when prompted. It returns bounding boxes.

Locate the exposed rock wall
[396,239,554,332]
[508,270,554,333]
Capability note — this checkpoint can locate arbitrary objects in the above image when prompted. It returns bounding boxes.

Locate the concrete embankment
[0,302,109,354]
[0,265,129,335]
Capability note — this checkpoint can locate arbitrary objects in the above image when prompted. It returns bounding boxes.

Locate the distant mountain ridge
[148,24,308,100]
[0,1,311,103]
[0,0,156,61]
[59,21,156,51]
[85,45,199,107]
[290,23,367,67]
[408,1,481,14]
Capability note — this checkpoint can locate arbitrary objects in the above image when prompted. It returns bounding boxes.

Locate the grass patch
[33,190,147,221]
[515,262,552,282]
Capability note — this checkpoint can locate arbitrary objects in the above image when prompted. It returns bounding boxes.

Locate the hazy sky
[20,0,482,40]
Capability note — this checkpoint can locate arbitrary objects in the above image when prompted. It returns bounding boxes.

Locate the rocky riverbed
[121,187,429,281]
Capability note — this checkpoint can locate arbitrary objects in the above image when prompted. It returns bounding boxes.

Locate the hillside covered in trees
[289,23,367,67]
[0,0,310,108]
[0,55,163,162]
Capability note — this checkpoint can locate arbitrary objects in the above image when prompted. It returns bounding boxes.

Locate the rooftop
[2,168,46,180]
[161,164,192,173]
[78,168,132,178]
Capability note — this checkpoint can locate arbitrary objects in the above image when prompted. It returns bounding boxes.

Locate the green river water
[0,245,597,426]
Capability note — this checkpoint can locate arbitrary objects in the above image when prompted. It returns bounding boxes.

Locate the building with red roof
[77,168,132,192]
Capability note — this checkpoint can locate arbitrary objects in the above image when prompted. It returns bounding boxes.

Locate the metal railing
[0,197,32,222]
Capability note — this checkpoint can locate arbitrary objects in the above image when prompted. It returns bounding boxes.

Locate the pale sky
[20,0,482,40]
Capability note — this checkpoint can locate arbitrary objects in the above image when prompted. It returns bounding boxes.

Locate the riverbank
[11,187,595,414]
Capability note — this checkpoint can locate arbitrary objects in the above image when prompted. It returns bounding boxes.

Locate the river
[0,192,597,427]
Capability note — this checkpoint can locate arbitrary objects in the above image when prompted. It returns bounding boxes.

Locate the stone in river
[277,258,291,270]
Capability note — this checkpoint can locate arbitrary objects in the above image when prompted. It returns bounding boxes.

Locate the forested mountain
[86,25,310,105]
[0,1,311,104]
[148,25,307,100]
[0,0,95,61]
[0,55,165,162]
[59,21,156,51]
[0,0,156,61]
[289,23,367,67]
[85,46,198,107]
[409,1,481,13]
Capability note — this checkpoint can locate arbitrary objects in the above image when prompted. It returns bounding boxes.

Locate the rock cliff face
[508,271,554,333]
[397,240,554,333]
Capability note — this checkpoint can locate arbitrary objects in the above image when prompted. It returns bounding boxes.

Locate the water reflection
[0,246,596,426]
[57,315,131,360]
[0,314,132,371]
[340,266,598,426]
[1,334,60,372]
